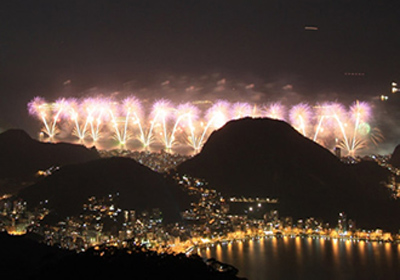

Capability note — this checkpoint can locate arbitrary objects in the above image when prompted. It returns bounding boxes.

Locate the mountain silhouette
[178,118,398,231]
[20,157,192,223]
[0,129,99,180]
[390,144,400,168]
[0,233,242,280]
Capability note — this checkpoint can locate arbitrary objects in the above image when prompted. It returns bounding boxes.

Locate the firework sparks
[28,97,379,155]
[289,103,312,137]
[262,103,286,120]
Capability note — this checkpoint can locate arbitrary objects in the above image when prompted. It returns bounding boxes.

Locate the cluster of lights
[28,96,378,155]
[392,82,399,94]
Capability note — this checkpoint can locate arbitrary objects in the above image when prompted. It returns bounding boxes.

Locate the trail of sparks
[28,97,378,155]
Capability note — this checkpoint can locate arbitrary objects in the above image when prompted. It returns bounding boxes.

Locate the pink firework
[349,101,372,154]
[120,96,144,144]
[205,100,230,129]
[324,102,351,152]
[174,103,200,149]
[27,96,378,156]
[28,97,53,138]
[262,103,286,120]
[122,96,143,116]
[349,101,371,123]
[289,103,312,136]
[28,96,47,116]
[149,99,174,148]
[231,102,253,119]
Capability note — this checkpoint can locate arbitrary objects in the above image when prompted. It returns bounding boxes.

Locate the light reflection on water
[199,237,400,280]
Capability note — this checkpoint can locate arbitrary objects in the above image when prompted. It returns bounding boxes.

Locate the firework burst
[28,97,380,156]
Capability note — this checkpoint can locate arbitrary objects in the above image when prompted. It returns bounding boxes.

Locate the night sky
[0,0,399,136]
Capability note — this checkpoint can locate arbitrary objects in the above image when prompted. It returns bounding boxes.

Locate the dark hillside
[0,233,242,280]
[0,129,99,179]
[178,118,399,230]
[20,157,192,223]
[390,144,400,168]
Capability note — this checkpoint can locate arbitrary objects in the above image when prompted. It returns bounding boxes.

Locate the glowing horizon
[28,96,381,156]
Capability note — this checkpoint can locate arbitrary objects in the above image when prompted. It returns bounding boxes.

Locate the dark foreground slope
[0,233,242,280]
[390,144,400,168]
[0,129,99,179]
[20,157,192,222]
[178,118,398,230]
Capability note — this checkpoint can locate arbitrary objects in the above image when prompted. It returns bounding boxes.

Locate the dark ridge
[0,233,243,280]
[0,129,100,180]
[346,160,398,230]
[178,118,399,231]
[0,128,32,142]
[19,157,193,223]
[390,144,400,168]
[0,232,68,279]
